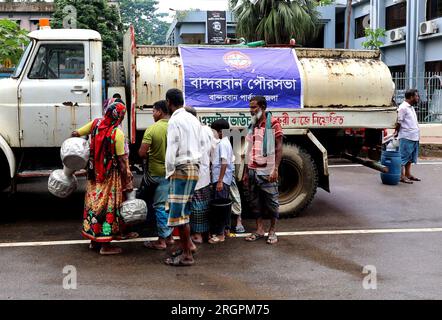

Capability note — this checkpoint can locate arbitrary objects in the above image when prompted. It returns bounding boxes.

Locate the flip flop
[266,233,278,245]
[400,177,413,184]
[99,246,123,255]
[245,232,265,242]
[208,236,225,244]
[408,176,421,181]
[234,225,246,233]
[143,241,166,250]
[164,255,194,267]
[191,237,203,244]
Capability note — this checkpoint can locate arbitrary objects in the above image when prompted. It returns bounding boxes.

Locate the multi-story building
[0,1,54,32]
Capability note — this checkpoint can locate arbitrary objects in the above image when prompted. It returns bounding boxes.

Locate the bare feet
[144,241,167,250]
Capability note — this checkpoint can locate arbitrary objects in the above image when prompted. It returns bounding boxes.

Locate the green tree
[51,0,123,63]
[229,0,320,45]
[0,19,29,67]
[362,28,386,50]
[119,0,170,45]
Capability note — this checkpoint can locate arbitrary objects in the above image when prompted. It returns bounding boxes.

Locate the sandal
[164,255,194,267]
[408,176,421,181]
[400,177,413,184]
[234,225,246,233]
[143,241,166,250]
[245,232,265,242]
[266,232,278,245]
[99,245,123,255]
[208,236,225,244]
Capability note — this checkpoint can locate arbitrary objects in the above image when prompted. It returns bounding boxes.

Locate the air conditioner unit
[389,28,405,42]
[420,21,439,36]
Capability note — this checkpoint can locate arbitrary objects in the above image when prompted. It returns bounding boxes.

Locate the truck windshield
[11,42,33,79]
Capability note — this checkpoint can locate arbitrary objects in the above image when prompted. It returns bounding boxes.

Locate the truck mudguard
[0,134,16,178]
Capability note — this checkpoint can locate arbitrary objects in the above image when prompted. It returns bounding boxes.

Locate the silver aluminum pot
[48,167,78,198]
[60,137,90,171]
[120,190,147,224]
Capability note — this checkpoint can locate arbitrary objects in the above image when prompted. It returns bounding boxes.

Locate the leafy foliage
[362,28,386,50]
[230,0,321,45]
[0,19,29,66]
[51,0,123,63]
[119,0,170,45]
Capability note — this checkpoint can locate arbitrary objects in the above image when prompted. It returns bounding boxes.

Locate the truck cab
[0,29,103,189]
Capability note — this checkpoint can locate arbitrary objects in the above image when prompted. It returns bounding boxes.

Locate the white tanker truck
[0,25,397,217]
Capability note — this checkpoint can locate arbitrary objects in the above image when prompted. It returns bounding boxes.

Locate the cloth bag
[136,157,159,202]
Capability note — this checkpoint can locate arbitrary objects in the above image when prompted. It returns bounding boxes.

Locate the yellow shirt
[76,121,125,156]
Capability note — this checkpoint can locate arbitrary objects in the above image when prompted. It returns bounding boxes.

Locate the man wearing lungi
[395,89,421,184]
[164,89,203,266]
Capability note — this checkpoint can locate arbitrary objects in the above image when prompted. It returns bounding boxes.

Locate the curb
[420,144,442,158]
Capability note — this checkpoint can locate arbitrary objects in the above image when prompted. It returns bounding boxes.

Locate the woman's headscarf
[89,100,126,182]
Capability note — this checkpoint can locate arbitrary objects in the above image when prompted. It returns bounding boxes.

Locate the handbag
[136,156,159,202]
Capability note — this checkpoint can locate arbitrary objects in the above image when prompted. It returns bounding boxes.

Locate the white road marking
[1,227,442,248]
[330,161,442,168]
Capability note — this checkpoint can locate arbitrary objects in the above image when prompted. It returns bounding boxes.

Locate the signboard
[179,47,303,109]
[207,11,227,45]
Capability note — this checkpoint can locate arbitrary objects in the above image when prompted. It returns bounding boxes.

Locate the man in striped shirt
[243,96,283,245]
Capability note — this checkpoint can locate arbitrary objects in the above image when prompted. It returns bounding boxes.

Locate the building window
[427,0,442,20]
[390,65,406,90]
[355,15,370,39]
[426,60,442,73]
[386,2,407,30]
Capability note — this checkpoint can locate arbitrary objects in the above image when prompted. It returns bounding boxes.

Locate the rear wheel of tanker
[104,61,126,88]
[0,152,11,191]
[278,143,318,218]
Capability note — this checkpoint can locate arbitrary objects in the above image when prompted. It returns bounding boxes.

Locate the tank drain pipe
[342,153,389,173]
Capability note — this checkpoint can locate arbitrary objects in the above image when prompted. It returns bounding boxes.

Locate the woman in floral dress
[72,100,133,255]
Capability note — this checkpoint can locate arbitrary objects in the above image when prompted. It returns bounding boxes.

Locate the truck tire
[0,152,11,191]
[104,61,126,87]
[278,143,318,218]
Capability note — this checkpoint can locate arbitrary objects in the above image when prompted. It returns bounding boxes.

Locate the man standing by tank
[138,100,174,250]
[243,96,283,245]
[394,89,421,184]
[164,89,202,266]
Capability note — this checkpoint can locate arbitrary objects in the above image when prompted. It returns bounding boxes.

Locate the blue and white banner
[179,46,303,109]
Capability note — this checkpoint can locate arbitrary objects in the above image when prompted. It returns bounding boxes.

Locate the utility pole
[345,0,352,49]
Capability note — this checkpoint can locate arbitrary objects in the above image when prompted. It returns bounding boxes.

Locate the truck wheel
[278,143,318,218]
[105,61,126,87]
[0,152,11,191]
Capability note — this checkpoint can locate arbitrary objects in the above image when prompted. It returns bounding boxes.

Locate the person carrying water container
[394,89,421,184]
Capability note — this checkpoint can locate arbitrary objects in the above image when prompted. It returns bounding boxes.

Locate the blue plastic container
[380,150,402,185]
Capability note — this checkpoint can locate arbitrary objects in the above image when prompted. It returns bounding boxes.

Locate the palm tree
[230,0,320,45]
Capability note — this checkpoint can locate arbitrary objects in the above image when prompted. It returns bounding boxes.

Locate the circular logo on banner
[223,51,252,69]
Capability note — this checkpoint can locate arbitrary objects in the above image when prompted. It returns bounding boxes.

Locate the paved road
[0,161,442,299]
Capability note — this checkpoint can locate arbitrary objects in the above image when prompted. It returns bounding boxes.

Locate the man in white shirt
[184,106,216,245]
[394,89,421,184]
[164,89,203,266]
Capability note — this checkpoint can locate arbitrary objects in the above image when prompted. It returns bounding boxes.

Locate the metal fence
[392,72,442,123]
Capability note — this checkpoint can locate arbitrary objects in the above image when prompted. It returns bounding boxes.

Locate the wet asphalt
[0,160,442,300]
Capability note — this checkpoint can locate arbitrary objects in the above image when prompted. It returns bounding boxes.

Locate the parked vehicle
[0,25,397,217]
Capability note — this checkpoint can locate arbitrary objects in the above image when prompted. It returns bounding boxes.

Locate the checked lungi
[167,164,199,227]
[190,185,211,233]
